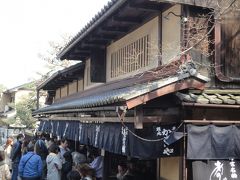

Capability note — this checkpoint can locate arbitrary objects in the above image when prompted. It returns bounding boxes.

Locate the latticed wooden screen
[110,35,150,78]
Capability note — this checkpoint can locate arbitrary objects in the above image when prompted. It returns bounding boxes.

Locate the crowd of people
[0,133,103,180]
[0,133,154,180]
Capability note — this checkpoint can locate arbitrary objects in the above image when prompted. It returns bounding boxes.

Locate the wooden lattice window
[110,35,150,78]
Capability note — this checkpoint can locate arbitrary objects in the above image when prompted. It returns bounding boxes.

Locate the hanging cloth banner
[187,124,240,160]
[39,120,181,159]
[192,159,240,180]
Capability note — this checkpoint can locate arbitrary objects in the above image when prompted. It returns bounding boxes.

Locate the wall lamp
[164,11,188,22]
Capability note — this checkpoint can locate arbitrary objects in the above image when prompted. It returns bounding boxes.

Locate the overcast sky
[0,0,109,88]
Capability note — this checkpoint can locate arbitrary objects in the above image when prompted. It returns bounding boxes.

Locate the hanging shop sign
[38,120,182,159]
[192,159,240,180]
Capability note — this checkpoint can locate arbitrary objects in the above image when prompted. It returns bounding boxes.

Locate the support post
[183,123,186,180]
[134,107,143,129]
[36,90,40,110]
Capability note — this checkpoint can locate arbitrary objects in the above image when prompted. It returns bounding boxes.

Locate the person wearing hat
[18,142,42,180]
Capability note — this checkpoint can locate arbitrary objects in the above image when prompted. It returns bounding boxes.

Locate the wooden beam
[126,79,205,109]
[89,36,114,41]
[182,102,240,109]
[81,43,106,49]
[184,120,240,125]
[101,26,129,33]
[91,34,118,40]
[48,116,178,123]
[152,0,217,8]
[129,2,163,12]
[113,16,142,24]
[73,49,91,54]
[84,40,109,45]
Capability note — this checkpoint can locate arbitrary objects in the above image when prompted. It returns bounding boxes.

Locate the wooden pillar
[134,107,143,129]
[36,90,40,110]
[183,123,186,180]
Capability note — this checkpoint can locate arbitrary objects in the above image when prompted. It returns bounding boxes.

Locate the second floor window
[110,35,150,78]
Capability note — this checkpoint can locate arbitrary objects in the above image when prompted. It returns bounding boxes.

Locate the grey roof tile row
[34,72,208,114]
[176,92,240,105]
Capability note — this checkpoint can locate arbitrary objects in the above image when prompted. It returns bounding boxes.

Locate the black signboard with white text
[192,160,239,180]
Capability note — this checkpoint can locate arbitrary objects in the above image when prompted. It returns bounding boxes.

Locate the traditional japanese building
[33,0,240,179]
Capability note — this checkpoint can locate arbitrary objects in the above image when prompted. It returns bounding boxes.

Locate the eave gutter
[57,0,128,60]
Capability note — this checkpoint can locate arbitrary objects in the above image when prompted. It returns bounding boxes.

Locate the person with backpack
[18,142,42,180]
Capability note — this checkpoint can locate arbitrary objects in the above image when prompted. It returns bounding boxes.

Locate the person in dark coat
[61,151,73,180]
[10,133,24,180]
[67,170,81,180]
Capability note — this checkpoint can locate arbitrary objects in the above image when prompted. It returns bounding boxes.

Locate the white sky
[0,0,109,88]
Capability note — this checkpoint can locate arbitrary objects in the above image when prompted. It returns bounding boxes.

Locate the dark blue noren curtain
[187,124,240,159]
[39,120,181,159]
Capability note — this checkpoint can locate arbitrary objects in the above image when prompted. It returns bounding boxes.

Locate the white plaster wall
[106,16,160,82]
[68,81,77,95]
[162,5,181,64]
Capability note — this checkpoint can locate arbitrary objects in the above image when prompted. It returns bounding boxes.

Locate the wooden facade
[35,0,240,180]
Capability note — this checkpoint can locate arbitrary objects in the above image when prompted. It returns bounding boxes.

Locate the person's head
[17,134,24,142]
[63,151,72,162]
[35,139,46,154]
[118,162,128,173]
[48,143,59,154]
[60,138,68,149]
[78,145,87,154]
[27,142,35,152]
[22,140,30,148]
[78,164,93,177]
[67,170,81,180]
[0,147,5,162]
[90,148,100,158]
[5,137,13,147]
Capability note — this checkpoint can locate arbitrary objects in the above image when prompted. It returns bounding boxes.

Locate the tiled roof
[37,62,84,90]
[176,91,240,105]
[33,72,209,115]
[57,0,124,59]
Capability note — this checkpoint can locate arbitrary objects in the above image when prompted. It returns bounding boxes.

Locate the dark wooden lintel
[73,48,90,53]
[67,54,85,60]
[129,2,163,12]
[49,115,178,123]
[113,16,142,24]
[84,40,109,45]
[89,36,114,41]
[81,43,106,49]
[101,26,129,33]
[184,120,240,125]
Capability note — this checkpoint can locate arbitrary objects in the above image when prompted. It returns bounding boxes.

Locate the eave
[37,62,85,91]
[33,72,209,116]
[57,0,173,60]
